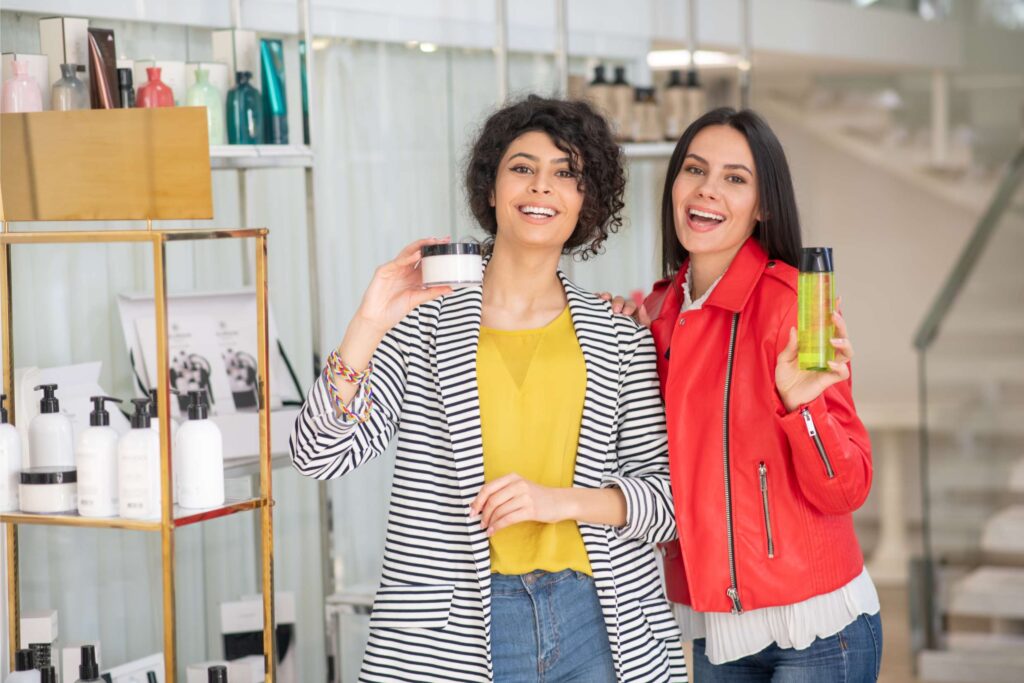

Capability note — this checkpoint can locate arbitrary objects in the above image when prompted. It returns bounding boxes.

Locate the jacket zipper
[723,312,742,613]
[801,407,835,478]
[758,462,775,559]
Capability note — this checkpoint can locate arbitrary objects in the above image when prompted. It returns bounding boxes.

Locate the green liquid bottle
[798,247,835,371]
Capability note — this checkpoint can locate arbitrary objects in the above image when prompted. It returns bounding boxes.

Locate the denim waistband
[491,569,591,595]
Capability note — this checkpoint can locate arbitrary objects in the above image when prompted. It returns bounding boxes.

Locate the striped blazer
[290,271,687,682]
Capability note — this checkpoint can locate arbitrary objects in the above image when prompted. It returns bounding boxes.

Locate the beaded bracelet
[323,365,374,424]
[327,349,371,385]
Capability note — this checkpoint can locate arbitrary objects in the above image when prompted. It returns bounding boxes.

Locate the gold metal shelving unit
[0,108,276,682]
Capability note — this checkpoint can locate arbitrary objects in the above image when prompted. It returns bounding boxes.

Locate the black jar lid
[20,467,77,485]
[421,242,482,257]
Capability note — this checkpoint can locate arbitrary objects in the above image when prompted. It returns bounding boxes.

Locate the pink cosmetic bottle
[1,60,43,113]
[136,66,174,108]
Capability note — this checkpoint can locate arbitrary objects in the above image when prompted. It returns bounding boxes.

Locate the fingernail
[831,338,843,344]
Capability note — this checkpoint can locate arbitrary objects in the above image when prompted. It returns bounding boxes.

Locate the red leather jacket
[646,237,872,613]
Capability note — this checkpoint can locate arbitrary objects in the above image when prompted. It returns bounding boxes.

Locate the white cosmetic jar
[19,467,77,514]
[420,242,483,288]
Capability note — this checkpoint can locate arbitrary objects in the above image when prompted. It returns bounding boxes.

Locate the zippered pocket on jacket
[758,462,776,559]
[801,407,835,479]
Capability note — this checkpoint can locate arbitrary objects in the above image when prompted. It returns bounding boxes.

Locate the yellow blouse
[477,306,592,576]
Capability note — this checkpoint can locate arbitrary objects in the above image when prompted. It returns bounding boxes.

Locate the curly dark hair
[465,95,626,260]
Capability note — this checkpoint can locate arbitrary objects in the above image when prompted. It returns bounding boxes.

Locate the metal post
[152,234,177,683]
[739,0,752,109]
[554,0,569,98]
[0,231,18,665]
[931,70,949,166]
[255,234,278,682]
[495,0,509,103]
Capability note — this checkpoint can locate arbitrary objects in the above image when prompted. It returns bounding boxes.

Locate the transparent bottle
[187,68,226,145]
[1,60,43,113]
[798,247,835,371]
[51,63,89,111]
[227,70,264,144]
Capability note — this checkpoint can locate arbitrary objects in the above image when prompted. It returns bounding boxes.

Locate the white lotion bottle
[176,390,224,509]
[28,384,74,468]
[118,398,162,520]
[0,394,23,512]
[75,396,122,518]
[5,649,41,682]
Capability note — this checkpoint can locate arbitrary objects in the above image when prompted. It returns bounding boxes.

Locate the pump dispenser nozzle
[78,643,100,681]
[129,398,152,429]
[39,666,56,683]
[89,396,122,427]
[208,665,228,683]
[33,384,60,414]
[186,390,209,420]
[0,393,9,424]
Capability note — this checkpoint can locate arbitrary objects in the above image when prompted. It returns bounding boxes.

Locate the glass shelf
[0,495,269,531]
[210,144,314,169]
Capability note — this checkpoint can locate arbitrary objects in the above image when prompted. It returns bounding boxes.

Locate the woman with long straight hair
[642,108,882,681]
[290,95,686,682]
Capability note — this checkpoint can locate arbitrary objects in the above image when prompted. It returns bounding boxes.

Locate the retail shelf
[210,144,314,169]
[622,141,677,160]
[0,495,270,532]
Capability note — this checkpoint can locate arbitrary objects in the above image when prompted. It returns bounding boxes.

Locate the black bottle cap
[89,395,122,427]
[14,648,33,671]
[590,64,607,85]
[236,70,252,85]
[613,65,628,84]
[40,666,57,683]
[799,247,834,273]
[147,672,159,683]
[34,384,59,413]
[208,664,228,683]
[79,644,100,679]
[117,67,133,87]
[667,69,684,87]
[0,393,8,424]
[130,397,152,429]
[187,389,209,420]
[686,68,701,88]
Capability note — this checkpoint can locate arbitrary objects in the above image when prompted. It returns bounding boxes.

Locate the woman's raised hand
[775,300,854,413]
[355,237,454,337]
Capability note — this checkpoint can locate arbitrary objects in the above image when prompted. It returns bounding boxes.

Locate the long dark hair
[660,107,802,277]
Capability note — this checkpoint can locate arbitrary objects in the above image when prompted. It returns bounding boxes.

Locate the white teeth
[520,205,556,217]
[689,208,725,221]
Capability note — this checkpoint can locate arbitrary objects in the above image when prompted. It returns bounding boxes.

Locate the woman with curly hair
[290,95,685,681]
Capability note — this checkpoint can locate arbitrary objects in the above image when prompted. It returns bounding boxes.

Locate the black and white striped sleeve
[289,312,417,481]
[602,324,677,543]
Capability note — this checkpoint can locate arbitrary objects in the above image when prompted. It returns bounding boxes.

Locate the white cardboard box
[38,16,89,98]
[212,29,261,86]
[19,609,58,648]
[1,53,50,110]
[221,593,295,683]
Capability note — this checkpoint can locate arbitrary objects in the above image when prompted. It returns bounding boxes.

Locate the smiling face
[672,124,761,265]
[490,130,584,255]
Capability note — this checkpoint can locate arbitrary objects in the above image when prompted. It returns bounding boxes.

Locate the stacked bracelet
[323,350,374,423]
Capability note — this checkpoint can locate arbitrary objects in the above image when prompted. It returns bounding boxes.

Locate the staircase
[915,148,1024,683]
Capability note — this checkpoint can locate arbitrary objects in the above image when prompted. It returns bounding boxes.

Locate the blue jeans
[693,611,883,683]
[491,569,616,682]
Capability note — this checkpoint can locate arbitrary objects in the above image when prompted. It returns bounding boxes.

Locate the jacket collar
[676,236,768,313]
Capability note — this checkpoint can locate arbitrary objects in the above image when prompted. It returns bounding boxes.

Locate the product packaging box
[1,53,50,109]
[19,609,58,648]
[221,592,296,683]
[213,29,261,86]
[87,27,120,108]
[38,16,89,97]
[133,59,187,106]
